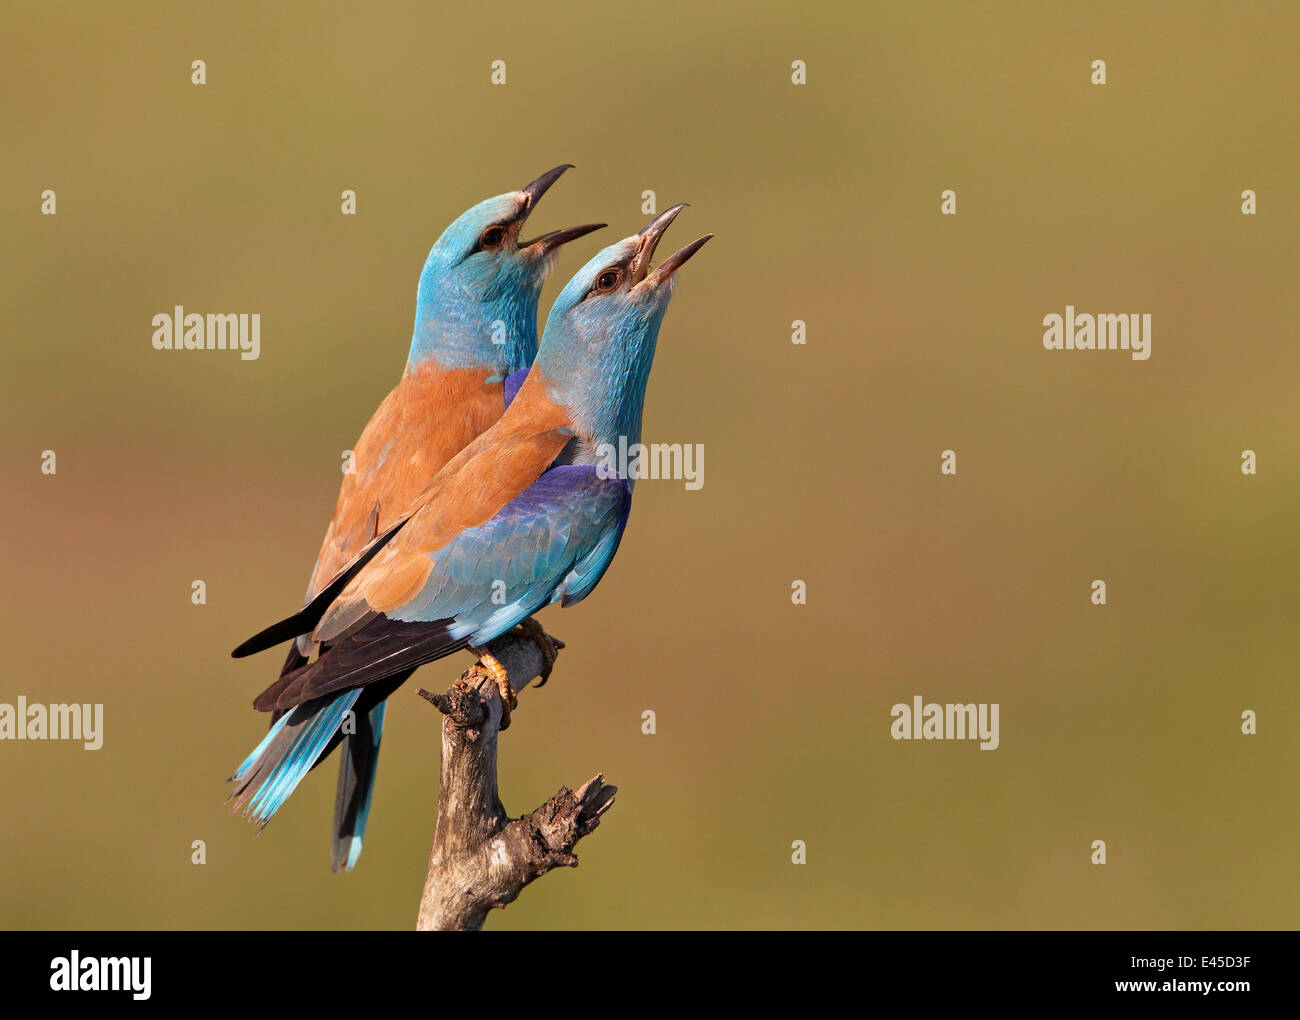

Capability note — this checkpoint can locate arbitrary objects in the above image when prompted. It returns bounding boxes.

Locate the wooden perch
[415,627,616,931]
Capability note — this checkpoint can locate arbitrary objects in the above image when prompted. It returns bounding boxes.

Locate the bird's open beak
[520,222,607,252]
[644,234,713,286]
[631,204,712,288]
[515,165,605,251]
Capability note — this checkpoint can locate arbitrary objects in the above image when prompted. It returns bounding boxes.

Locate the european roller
[230,205,710,869]
[235,165,603,871]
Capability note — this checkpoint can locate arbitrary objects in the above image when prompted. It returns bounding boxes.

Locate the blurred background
[2,0,1296,929]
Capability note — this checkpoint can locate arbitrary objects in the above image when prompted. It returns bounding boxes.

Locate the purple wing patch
[503,368,530,409]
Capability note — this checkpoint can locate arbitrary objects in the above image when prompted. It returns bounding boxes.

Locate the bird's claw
[474,648,518,730]
[516,617,562,687]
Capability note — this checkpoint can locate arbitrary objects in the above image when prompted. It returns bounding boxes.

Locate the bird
[234,165,603,871]
[229,205,711,868]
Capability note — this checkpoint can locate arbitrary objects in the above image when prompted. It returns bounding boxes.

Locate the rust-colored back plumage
[313,370,572,640]
[302,363,506,626]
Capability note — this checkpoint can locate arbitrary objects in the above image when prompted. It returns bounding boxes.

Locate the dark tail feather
[231,518,409,659]
[270,643,310,727]
[326,669,414,869]
[251,616,462,713]
[331,700,387,872]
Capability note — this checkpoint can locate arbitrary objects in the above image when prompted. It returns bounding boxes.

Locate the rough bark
[415,629,616,931]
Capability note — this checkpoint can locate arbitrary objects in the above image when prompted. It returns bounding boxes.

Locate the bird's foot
[515,617,564,687]
[473,647,518,730]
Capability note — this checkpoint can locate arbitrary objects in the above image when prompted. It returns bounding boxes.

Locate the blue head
[407,165,604,379]
[535,204,711,452]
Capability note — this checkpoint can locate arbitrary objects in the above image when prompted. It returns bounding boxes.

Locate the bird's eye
[595,269,621,292]
[478,225,507,250]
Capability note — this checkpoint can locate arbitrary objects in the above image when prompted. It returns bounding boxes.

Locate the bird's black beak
[519,164,573,213]
[645,234,713,285]
[519,222,607,252]
[515,165,604,251]
[631,204,711,287]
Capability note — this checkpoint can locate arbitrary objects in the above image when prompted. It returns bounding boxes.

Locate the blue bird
[234,166,602,871]
[229,206,711,865]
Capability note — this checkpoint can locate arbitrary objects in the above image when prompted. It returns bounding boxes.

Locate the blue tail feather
[231,711,291,782]
[230,690,362,827]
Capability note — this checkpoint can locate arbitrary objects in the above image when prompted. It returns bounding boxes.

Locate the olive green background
[2,1,1296,929]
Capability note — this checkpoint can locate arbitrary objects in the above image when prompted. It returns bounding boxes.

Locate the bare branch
[415,628,615,931]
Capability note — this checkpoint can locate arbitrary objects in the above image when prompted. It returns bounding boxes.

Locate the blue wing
[249,465,632,712]
[388,463,632,644]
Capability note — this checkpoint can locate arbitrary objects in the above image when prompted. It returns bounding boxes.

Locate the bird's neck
[552,384,649,471]
[407,303,538,380]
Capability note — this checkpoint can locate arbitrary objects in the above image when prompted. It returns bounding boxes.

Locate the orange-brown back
[313,370,574,639]
[304,363,507,605]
